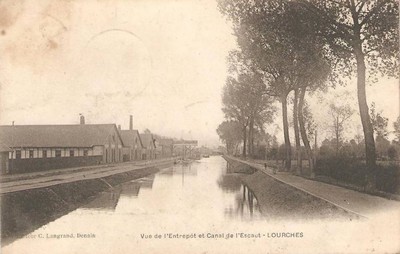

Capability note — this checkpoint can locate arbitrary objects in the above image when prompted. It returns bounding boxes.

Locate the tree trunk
[354,43,377,191]
[248,117,254,158]
[242,125,247,158]
[282,95,291,171]
[335,116,339,156]
[226,142,231,155]
[298,88,315,178]
[314,129,318,170]
[293,89,302,174]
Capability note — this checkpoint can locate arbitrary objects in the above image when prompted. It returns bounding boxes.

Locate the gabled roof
[0,124,124,148]
[139,133,156,149]
[119,129,143,149]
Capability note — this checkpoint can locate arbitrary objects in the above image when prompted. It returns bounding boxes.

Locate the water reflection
[82,175,157,212]
[3,157,265,252]
[120,182,141,197]
[218,173,262,220]
[83,188,122,211]
[217,174,242,192]
[158,163,198,187]
[159,163,198,176]
[120,175,156,197]
[136,175,156,189]
[80,160,262,219]
[226,160,256,174]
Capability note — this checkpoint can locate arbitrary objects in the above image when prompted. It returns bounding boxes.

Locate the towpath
[226,156,400,219]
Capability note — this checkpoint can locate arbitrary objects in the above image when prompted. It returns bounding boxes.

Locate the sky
[0,0,398,147]
[0,0,237,147]
[273,77,400,145]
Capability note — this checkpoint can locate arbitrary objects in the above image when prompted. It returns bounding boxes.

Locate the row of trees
[216,0,398,191]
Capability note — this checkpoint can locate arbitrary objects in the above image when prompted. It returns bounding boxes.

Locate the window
[43,150,47,158]
[70,150,74,157]
[29,150,34,158]
[83,150,88,157]
[55,150,61,157]
[15,150,21,159]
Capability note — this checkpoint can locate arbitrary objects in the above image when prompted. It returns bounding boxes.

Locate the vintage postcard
[0,0,399,253]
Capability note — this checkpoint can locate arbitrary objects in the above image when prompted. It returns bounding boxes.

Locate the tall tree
[329,103,354,156]
[294,54,331,176]
[226,51,276,158]
[248,82,276,158]
[293,0,399,190]
[370,102,389,139]
[217,120,242,155]
[219,0,303,170]
[221,71,274,158]
[222,76,250,157]
[219,0,332,172]
[298,89,320,176]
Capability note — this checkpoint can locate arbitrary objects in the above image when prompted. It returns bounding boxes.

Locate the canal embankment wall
[1,160,175,245]
[223,155,363,220]
[238,170,359,220]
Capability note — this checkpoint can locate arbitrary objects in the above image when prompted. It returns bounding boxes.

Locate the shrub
[387,146,397,160]
[315,157,400,194]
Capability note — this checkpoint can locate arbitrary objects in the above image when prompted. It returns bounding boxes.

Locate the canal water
[3,156,271,254]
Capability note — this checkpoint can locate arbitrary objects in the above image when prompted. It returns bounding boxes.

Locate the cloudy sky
[0,0,398,146]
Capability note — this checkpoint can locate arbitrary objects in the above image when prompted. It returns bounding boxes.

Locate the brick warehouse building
[119,115,144,162]
[120,129,143,162]
[139,133,156,160]
[0,123,124,174]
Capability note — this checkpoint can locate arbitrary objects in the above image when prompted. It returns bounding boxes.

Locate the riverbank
[224,156,358,220]
[249,158,400,199]
[238,171,358,220]
[1,160,175,246]
[1,158,177,194]
[224,155,400,219]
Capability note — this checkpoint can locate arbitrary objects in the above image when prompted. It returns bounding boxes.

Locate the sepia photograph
[0,0,399,253]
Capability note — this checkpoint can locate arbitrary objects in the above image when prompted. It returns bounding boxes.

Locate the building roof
[119,130,143,149]
[0,124,124,148]
[157,138,174,146]
[0,143,11,152]
[139,133,156,149]
[173,139,198,145]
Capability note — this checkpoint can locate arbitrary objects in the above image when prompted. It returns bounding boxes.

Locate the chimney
[80,114,85,125]
[129,115,133,130]
[118,125,121,130]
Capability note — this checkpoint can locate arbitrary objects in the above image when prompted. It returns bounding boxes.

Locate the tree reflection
[220,175,261,219]
[217,174,242,192]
